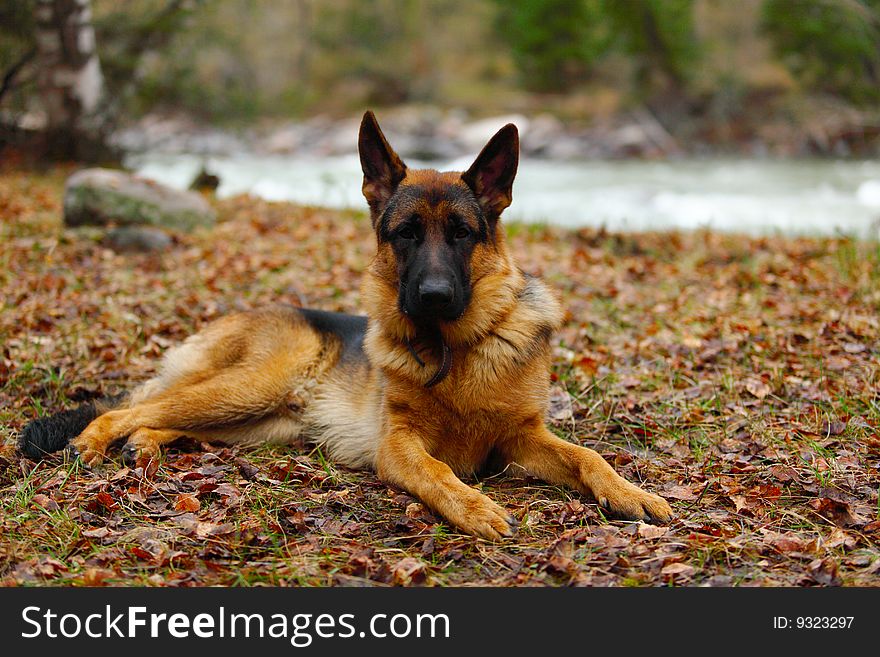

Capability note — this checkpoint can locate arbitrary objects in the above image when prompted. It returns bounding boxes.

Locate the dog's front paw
[444,488,517,541]
[66,435,105,467]
[591,477,674,524]
[121,435,160,467]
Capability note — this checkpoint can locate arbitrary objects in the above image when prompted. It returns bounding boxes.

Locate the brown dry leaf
[638,523,669,539]
[195,521,235,539]
[82,527,112,539]
[174,493,200,512]
[663,484,698,501]
[808,558,841,586]
[94,491,118,510]
[31,493,59,511]
[392,557,427,586]
[762,530,807,554]
[213,482,240,504]
[810,498,861,527]
[547,385,573,423]
[824,528,857,551]
[745,379,771,399]
[661,562,695,578]
[729,494,753,514]
[768,464,798,482]
[545,554,578,575]
[79,568,114,586]
[820,420,847,436]
[235,458,260,480]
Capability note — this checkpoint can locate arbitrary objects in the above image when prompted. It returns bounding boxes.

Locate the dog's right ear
[359,111,407,222]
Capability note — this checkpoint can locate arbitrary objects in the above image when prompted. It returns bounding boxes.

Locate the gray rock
[521,113,565,156]
[64,168,215,231]
[459,115,530,152]
[105,226,173,253]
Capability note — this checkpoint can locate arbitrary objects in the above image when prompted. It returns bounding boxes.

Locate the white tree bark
[34,0,108,157]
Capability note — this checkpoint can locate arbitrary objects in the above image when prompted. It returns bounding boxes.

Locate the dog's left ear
[359,111,407,222]
[461,124,519,220]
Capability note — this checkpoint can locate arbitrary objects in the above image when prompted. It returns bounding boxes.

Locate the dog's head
[358,111,518,329]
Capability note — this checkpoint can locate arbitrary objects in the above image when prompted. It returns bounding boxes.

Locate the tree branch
[0,47,37,104]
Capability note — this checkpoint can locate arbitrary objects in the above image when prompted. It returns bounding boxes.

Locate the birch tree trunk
[34,0,112,160]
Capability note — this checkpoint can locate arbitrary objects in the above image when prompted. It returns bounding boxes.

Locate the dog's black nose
[419,278,454,307]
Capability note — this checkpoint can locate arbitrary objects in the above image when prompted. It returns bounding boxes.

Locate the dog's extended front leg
[376,426,516,541]
[66,409,139,466]
[506,420,673,523]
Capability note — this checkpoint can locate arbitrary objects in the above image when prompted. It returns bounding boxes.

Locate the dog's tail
[18,395,126,460]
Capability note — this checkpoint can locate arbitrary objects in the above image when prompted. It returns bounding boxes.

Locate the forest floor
[1,167,878,587]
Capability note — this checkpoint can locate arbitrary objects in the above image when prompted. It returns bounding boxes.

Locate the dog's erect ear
[461,124,519,220]
[359,111,407,220]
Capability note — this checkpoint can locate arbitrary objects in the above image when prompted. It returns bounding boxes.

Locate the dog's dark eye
[398,226,416,240]
[454,227,470,240]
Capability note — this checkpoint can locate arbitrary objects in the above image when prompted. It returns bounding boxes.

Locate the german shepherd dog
[19,112,672,539]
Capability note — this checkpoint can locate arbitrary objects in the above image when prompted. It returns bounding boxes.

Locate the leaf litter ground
[1,168,878,586]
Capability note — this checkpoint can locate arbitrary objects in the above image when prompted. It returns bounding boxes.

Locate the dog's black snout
[419,278,454,307]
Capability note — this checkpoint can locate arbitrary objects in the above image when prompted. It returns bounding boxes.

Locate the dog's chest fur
[307,275,562,475]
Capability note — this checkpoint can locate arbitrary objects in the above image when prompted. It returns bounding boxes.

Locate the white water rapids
[128,153,880,238]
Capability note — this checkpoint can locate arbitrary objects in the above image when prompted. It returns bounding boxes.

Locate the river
[128,153,880,238]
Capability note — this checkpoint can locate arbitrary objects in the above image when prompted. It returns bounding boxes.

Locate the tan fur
[68,114,672,539]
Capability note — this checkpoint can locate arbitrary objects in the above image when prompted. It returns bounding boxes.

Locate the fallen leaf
[661,562,695,578]
[94,491,118,511]
[745,379,771,399]
[824,528,857,551]
[762,530,807,554]
[79,568,114,586]
[810,498,861,527]
[808,557,841,586]
[31,493,59,511]
[820,420,847,436]
[174,493,200,512]
[392,557,427,586]
[663,484,698,501]
[547,385,573,423]
[236,458,259,480]
[82,527,112,539]
[638,523,669,539]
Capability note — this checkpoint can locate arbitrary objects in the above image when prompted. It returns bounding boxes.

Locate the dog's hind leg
[68,339,323,466]
[66,308,330,466]
[68,364,296,465]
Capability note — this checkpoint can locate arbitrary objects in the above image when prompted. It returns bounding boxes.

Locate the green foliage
[0,0,35,62]
[602,0,700,93]
[105,1,263,123]
[312,0,427,104]
[93,0,203,97]
[763,0,880,105]
[0,0,36,110]
[492,0,608,92]
[490,0,700,97]
[4,0,880,124]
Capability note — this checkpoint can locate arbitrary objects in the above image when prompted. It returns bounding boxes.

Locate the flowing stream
[129,153,880,238]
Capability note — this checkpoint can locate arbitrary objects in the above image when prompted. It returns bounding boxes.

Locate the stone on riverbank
[64,168,215,232]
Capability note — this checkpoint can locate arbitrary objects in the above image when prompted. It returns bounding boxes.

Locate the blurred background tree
[762,0,880,104]
[602,0,700,98]
[2,0,880,158]
[491,0,609,93]
[0,0,199,159]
